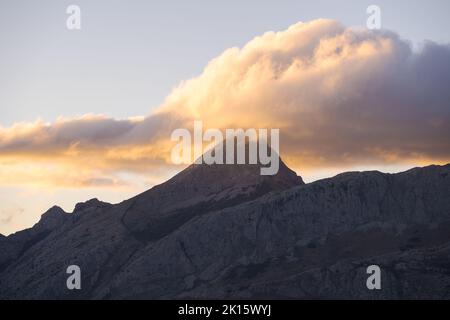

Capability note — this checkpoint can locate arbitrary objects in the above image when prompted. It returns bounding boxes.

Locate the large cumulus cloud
[1,19,449,187]
[161,19,450,169]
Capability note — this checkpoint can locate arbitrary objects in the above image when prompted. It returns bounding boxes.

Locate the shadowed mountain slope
[0,159,449,299]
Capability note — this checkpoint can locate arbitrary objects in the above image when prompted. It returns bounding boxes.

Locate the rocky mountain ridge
[0,161,449,299]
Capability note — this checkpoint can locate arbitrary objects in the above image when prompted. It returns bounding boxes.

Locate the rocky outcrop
[0,161,449,299]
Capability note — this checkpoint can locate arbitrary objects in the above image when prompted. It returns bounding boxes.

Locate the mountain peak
[73,198,111,214]
[42,205,65,217]
[170,156,303,193]
[37,205,68,230]
[123,155,303,242]
[1,163,449,299]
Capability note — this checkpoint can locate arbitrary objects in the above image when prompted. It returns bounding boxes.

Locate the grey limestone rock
[0,160,449,299]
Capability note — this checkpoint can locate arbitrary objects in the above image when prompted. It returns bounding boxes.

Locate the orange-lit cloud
[1,19,450,189]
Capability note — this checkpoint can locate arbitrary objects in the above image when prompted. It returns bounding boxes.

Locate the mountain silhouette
[0,156,449,299]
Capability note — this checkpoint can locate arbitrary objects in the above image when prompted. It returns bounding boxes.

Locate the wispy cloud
[0,207,24,225]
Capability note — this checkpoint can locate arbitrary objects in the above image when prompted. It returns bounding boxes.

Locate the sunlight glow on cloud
[1,19,449,191]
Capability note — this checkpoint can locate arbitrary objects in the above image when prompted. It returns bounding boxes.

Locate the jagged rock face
[122,159,303,242]
[0,162,449,299]
[0,206,70,273]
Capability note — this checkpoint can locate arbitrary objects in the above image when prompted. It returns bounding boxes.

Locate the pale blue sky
[1,0,449,126]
